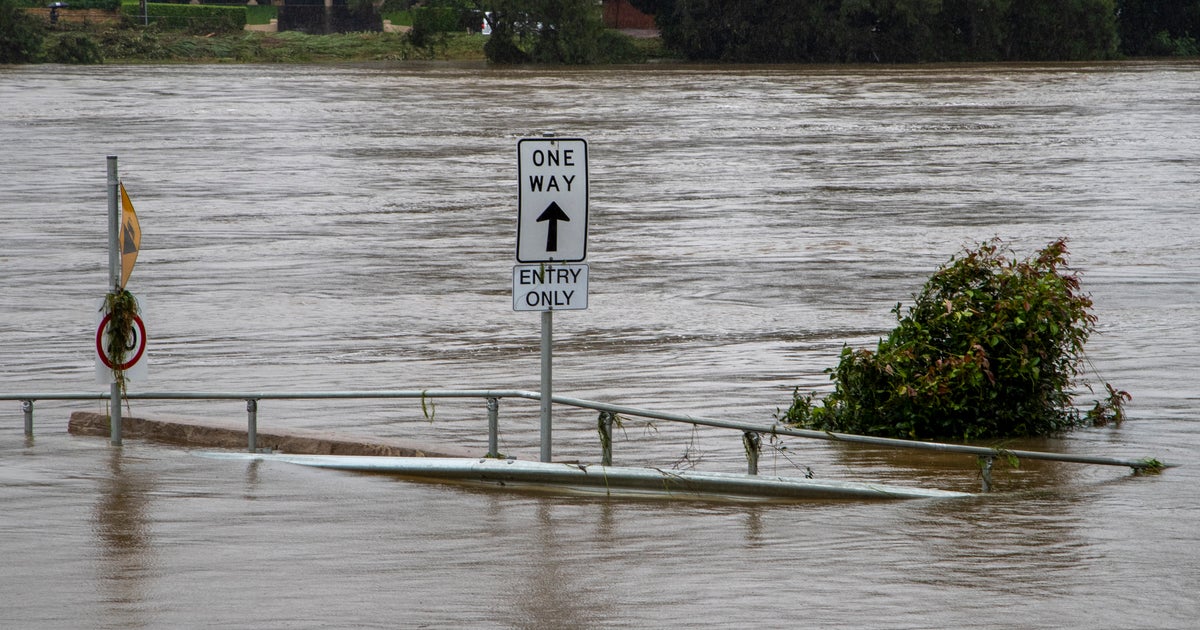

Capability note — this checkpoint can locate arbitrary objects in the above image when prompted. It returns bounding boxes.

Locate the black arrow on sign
[536,201,571,252]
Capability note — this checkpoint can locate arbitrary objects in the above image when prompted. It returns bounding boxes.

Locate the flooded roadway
[1,61,1198,627]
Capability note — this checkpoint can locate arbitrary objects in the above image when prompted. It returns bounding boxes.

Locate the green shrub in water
[780,238,1129,441]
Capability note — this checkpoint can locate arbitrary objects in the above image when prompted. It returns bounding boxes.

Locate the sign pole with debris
[106,156,123,446]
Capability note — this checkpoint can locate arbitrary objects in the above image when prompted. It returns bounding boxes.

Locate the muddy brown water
[2,61,1198,628]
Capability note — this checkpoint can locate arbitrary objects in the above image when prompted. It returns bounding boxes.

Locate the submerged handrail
[4,389,1174,483]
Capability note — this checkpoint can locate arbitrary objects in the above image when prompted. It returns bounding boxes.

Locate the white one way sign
[516,138,588,263]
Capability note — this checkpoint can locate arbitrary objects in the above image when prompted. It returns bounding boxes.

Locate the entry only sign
[516,138,588,263]
[513,264,588,311]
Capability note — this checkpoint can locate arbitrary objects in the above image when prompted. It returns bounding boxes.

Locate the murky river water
[2,60,1198,628]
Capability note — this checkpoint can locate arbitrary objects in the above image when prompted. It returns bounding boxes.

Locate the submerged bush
[780,238,1129,441]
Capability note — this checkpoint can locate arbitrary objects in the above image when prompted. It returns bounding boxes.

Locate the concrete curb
[68,411,477,458]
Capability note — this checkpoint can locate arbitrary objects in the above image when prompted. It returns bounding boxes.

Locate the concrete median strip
[68,411,475,459]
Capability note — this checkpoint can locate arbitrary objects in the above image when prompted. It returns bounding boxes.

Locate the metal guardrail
[3,389,1174,492]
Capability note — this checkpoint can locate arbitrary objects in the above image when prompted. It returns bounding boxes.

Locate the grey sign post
[106,156,122,446]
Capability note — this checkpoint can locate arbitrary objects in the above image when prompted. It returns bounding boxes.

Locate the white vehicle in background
[479,11,542,36]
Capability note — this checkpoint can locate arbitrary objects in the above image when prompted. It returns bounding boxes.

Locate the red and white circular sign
[95,313,147,371]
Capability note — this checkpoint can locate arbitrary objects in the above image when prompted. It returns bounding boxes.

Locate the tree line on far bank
[4,0,1199,64]
[629,0,1200,62]
[422,0,1200,63]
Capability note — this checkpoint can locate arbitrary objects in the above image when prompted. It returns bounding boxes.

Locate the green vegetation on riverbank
[5,0,1196,65]
[3,15,487,63]
[631,0,1200,62]
[1,0,667,64]
[91,27,490,63]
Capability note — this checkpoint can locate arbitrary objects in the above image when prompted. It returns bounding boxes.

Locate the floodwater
[2,60,1198,628]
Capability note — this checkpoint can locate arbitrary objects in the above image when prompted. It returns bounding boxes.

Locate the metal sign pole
[106,155,122,446]
[536,131,555,464]
[540,309,552,462]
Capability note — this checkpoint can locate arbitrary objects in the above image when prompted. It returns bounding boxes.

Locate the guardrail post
[743,431,761,475]
[486,397,499,458]
[246,399,258,452]
[980,456,994,493]
[598,411,615,466]
[22,400,34,437]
